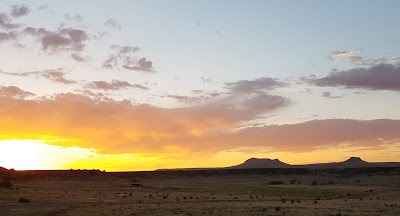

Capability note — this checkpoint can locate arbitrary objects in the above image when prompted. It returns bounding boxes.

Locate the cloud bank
[310,64,400,91]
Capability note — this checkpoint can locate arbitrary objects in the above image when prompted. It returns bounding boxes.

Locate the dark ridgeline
[228,158,291,169]
[0,157,399,179]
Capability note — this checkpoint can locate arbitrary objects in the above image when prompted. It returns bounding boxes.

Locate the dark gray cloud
[10,5,30,18]
[0,69,76,84]
[225,77,286,94]
[310,64,400,91]
[0,85,35,98]
[85,80,149,91]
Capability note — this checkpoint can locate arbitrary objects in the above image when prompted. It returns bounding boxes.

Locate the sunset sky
[1,0,400,171]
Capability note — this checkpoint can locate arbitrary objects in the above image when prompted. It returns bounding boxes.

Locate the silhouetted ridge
[342,157,368,164]
[230,158,290,169]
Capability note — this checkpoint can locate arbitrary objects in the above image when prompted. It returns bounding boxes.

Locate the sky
[0,0,400,171]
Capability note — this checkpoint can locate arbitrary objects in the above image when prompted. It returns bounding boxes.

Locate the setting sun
[0,139,95,170]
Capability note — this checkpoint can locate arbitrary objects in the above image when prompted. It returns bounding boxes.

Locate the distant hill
[228,157,400,170]
[228,158,290,169]
[294,157,400,169]
[156,156,400,171]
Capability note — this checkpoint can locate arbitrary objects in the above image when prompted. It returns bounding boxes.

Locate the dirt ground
[0,173,399,216]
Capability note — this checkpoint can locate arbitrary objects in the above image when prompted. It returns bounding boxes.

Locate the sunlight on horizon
[0,139,96,170]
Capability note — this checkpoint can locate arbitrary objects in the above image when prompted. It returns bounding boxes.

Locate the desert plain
[0,168,400,216]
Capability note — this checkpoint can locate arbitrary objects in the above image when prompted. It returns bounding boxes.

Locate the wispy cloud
[328,50,399,66]
[65,13,83,22]
[0,69,76,85]
[321,92,342,99]
[104,18,122,30]
[85,80,149,91]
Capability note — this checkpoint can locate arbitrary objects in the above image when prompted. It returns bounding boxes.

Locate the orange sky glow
[1,1,400,171]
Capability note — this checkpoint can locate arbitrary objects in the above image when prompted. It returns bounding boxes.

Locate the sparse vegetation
[0,177,12,188]
[18,197,31,203]
[270,180,284,185]
[0,168,398,215]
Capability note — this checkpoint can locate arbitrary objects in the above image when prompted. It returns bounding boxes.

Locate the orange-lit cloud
[0,90,399,160]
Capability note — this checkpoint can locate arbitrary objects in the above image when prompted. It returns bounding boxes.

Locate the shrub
[312,180,318,186]
[270,180,284,185]
[290,179,297,184]
[0,177,12,188]
[18,198,30,203]
[275,206,281,212]
[328,180,335,185]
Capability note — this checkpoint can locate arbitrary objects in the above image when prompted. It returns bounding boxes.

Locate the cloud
[328,50,398,66]
[0,31,17,43]
[321,92,342,99]
[241,92,289,112]
[85,80,149,91]
[40,70,76,84]
[23,27,88,52]
[310,64,400,91]
[201,77,211,83]
[111,44,140,54]
[0,86,34,99]
[71,53,85,62]
[65,13,83,22]
[104,18,122,30]
[43,28,87,52]
[222,119,400,152]
[102,45,155,72]
[164,95,211,104]
[0,13,19,29]
[122,57,155,72]
[0,91,398,155]
[0,69,76,84]
[10,5,30,18]
[37,5,48,11]
[225,77,286,94]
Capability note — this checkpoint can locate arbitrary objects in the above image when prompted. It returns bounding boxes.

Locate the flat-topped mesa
[231,158,290,169]
[342,157,368,164]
